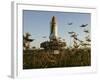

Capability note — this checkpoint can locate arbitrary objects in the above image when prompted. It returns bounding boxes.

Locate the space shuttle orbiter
[49,16,58,40]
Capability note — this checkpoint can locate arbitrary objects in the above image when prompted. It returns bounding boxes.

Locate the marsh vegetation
[23,48,91,69]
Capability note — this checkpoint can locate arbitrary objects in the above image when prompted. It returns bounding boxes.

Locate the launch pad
[40,16,66,51]
[40,39,66,50]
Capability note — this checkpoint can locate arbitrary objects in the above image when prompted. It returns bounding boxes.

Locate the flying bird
[68,31,75,34]
[80,24,88,27]
[68,22,73,25]
[70,34,78,38]
[86,39,91,42]
[84,29,89,33]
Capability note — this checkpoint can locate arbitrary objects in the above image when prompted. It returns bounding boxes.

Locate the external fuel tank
[49,16,58,40]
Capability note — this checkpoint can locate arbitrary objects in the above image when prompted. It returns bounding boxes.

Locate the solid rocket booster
[49,16,58,40]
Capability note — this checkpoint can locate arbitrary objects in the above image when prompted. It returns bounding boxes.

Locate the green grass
[23,48,91,69]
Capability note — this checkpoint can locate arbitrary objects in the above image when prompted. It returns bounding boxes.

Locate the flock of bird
[67,22,90,48]
[67,22,88,27]
[68,22,89,34]
[24,22,90,49]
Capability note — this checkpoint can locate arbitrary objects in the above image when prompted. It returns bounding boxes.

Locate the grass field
[23,48,91,69]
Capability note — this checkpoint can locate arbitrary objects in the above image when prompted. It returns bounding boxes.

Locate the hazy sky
[23,10,91,48]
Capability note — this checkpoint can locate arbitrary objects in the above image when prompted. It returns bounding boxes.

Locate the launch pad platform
[40,39,66,50]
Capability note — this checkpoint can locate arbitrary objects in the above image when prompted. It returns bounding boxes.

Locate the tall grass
[23,48,91,69]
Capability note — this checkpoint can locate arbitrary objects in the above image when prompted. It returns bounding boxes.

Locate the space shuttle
[49,16,58,41]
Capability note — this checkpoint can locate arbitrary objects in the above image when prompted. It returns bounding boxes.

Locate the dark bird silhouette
[84,30,89,33]
[80,24,88,27]
[70,34,78,38]
[68,31,75,34]
[68,22,73,25]
[86,39,91,42]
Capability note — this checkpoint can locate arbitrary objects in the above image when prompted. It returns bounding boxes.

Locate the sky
[23,10,91,48]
